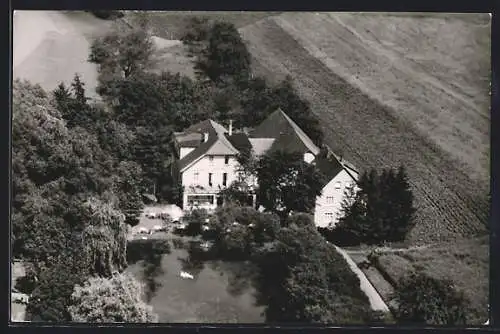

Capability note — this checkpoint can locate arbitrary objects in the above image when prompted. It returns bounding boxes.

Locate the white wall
[314,169,357,228]
[182,154,240,189]
[180,147,195,159]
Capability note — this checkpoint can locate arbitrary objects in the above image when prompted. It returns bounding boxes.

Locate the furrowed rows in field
[240,19,489,243]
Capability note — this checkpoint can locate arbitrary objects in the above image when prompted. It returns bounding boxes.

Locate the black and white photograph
[10,10,491,325]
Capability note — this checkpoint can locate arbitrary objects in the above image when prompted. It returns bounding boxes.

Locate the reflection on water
[126,238,265,323]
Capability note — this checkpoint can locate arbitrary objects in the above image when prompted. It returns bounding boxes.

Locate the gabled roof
[250,108,320,156]
[314,146,359,186]
[249,138,275,156]
[177,119,239,172]
[226,132,253,153]
[314,154,344,185]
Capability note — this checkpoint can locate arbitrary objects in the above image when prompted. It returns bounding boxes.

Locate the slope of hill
[12,11,198,96]
[12,11,118,98]
[124,11,281,40]
[239,13,490,243]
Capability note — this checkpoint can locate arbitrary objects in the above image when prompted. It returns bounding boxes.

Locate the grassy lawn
[371,236,489,325]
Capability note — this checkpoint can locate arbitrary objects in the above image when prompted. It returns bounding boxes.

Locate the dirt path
[345,244,432,255]
[332,244,390,313]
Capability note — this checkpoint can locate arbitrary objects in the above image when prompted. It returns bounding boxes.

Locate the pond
[126,237,265,323]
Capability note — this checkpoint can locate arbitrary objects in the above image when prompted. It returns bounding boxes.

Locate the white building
[172,108,359,227]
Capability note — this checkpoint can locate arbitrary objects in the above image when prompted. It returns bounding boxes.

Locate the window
[194,171,199,182]
[223,173,228,186]
[208,173,213,187]
[209,155,214,164]
[224,155,230,164]
[325,212,334,221]
[187,195,214,206]
[326,196,334,204]
[334,181,342,189]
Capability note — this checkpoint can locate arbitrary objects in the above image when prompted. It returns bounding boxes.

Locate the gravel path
[332,244,390,313]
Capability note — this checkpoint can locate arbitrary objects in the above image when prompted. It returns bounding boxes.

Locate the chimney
[229,120,233,136]
[203,133,208,143]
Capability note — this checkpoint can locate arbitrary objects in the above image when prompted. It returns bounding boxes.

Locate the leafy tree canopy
[394,272,468,325]
[256,150,326,222]
[68,273,158,323]
[334,166,416,245]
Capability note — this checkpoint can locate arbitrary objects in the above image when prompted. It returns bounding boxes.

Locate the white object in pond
[180,271,194,279]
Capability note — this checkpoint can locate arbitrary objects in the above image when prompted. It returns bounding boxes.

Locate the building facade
[172,108,359,227]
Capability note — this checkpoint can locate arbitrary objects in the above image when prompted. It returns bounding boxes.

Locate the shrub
[336,166,416,245]
[183,208,209,236]
[68,273,158,322]
[394,272,468,325]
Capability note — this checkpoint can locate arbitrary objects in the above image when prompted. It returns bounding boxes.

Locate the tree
[79,198,129,277]
[394,272,468,325]
[181,17,211,44]
[71,73,89,107]
[207,205,280,260]
[193,22,252,84]
[89,25,155,80]
[111,161,145,226]
[26,238,90,322]
[68,273,158,323]
[334,166,416,245]
[52,82,72,117]
[253,217,373,324]
[256,150,326,222]
[183,208,209,236]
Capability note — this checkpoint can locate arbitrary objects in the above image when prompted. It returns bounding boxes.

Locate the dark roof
[176,120,238,172]
[177,120,220,171]
[174,132,203,148]
[250,108,320,155]
[314,154,344,185]
[225,132,252,153]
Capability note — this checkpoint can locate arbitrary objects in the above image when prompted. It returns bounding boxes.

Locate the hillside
[239,13,491,243]
[12,11,116,98]
[12,11,200,95]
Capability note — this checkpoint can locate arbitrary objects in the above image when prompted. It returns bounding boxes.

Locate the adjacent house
[172,108,359,228]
